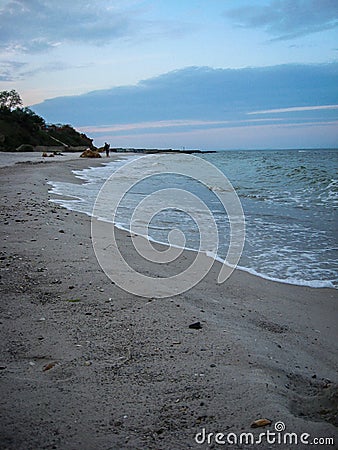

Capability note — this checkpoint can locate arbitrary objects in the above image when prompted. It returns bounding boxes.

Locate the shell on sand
[250,418,272,428]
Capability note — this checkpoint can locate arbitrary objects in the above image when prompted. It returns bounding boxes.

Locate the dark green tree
[12,107,46,131]
[0,89,23,110]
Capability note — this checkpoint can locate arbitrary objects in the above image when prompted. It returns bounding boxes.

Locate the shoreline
[47,153,336,291]
[88,219,337,291]
[0,149,214,170]
[0,157,337,449]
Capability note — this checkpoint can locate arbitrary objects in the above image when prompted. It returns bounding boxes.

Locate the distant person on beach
[104,142,110,157]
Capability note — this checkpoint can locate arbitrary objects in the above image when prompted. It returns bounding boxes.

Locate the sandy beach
[0,154,337,449]
[0,151,85,168]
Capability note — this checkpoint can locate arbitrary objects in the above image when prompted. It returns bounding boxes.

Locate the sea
[48,149,338,289]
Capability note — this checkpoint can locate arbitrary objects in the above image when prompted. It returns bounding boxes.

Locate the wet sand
[0,155,337,449]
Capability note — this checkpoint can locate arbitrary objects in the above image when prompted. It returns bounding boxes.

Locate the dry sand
[0,155,337,449]
[0,151,85,168]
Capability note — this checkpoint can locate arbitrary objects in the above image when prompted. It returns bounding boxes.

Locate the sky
[0,0,337,150]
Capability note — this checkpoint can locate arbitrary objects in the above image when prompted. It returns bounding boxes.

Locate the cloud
[224,0,338,40]
[26,62,338,150]
[0,0,184,54]
[0,0,191,54]
[82,120,338,150]
[0,0,133,52]
[0,60,27,81]
[21,62,90,78]
[248,104,338,115]
[82,119,233,133]
[32,63,338,127]
[79,118,284,135]
[0,58,88,82]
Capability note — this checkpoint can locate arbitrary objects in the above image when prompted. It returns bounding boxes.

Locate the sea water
[48,149,338,289]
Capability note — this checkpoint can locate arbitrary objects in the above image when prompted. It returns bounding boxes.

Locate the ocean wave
[48,149,337,290]
[236,265,336,289]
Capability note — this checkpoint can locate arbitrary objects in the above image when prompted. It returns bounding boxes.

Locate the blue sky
[0,0,337,149]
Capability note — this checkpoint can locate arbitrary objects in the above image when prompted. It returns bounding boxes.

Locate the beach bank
[0,156,337,449]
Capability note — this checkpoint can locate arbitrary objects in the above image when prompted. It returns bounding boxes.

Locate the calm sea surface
[49,149,338,289]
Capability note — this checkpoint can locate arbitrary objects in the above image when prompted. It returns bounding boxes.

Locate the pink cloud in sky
[78,118,284,134]
[248,104,338,115]
[84,120,338,150]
